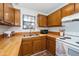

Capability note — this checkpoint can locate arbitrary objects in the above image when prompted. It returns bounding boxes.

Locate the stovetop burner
[76,42,79,44]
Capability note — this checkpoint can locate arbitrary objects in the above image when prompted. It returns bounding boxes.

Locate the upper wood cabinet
[37,14,47,27]
[0,3,20,26]
[14,9,20,26]
[61,3,74,17]
[4,3,14,24]
[48,9,61,27]
[0,3,3,21]
[9,8,15,25]
[75,3,79,13]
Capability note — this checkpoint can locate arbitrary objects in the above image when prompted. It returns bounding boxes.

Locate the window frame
[22,14,35,29]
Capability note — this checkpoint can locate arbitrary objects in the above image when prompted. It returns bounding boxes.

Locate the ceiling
[13,3,68,15]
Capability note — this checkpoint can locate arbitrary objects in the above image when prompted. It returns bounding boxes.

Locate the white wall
[0,25,10,34]
[48,27,60,32]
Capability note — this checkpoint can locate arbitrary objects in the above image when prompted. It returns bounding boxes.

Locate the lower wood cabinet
[32,37,42,54]
[19,36,56,56]
[47,36,56,55]
[19,36,47,56]
[21,39,33,56]
[41,36,46,51]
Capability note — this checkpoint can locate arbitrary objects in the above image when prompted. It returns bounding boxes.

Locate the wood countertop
[0,33,60,56]
[0,35,23,56]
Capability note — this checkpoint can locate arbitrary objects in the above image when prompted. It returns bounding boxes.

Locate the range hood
[62,13,79,23]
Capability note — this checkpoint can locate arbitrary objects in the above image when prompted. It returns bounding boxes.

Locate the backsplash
[0,25,10,34]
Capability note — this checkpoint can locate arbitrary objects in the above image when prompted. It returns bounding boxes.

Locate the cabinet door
[0,3,3,21]
[37,14,47,27]
[47,13,53,26]
[18,43,22,56]
[22,39,32,56]
[4,3,14,25]
[49,39,56,55]
[41,36,46,51]
[15,9,20,26]
[4,3,11,23]
[75,3,79,13]
[62,3,74,17]
[52,10,61,26]
[48,10,61,27]
[9,8,15,25]
[47,38,50,51]
[33,39,41,53]
[47,37,56,55]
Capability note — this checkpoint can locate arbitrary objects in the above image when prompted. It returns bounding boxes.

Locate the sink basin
[23,34,39,38]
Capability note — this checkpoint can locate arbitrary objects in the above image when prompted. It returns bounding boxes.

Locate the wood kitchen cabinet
[32,37,42,54]
[9,8,15,25]
[4,3,14,25]
[0,3,3,21]
[37,14,47,27]
[18,43,22,56]
[61,3,74,17]
[19,36,47,56]
[41,36,46,51]
[0,3,20,26]
[47,36,56,55]
[14,9,20,26]
[75,3,79,13]
[48,9,62,27]
[22,39,33,56]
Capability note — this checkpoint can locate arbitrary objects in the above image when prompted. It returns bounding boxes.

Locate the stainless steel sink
[23,34,39,37]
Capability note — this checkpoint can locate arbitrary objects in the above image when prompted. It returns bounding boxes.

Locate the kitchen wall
[0,25,10,34]
[0,5,48,34]
[1,4,79,34]
[48,27,61,32]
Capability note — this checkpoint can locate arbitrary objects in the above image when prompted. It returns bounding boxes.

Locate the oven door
[67,44,79,56]
[61,41,79,56]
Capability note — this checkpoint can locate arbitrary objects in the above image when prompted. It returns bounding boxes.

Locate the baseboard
[31,50,47,56]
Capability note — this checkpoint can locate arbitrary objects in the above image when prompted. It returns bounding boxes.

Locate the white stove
[56,34,79,56]
[58,36,79,47]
